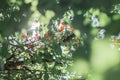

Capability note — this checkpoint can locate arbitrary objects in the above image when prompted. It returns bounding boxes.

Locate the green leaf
[52,43,62,55]
[44,72,49,80]
[0,41,9,58]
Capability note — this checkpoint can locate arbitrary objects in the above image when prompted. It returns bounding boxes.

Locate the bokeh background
[0,0,120,80]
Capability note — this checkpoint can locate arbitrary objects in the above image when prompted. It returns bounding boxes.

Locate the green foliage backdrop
[0,0,120,80]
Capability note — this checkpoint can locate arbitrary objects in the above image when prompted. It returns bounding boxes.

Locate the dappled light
[0,0,120,80]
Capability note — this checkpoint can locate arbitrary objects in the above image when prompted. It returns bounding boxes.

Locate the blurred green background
[0,0,120,80]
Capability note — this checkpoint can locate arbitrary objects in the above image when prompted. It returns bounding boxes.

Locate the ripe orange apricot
[58,22,66,32]
[22,34,27,39]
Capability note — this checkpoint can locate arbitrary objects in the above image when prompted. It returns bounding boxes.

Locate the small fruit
[22,34,27,39]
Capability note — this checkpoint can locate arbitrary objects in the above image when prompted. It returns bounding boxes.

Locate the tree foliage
[0,0,120,80]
